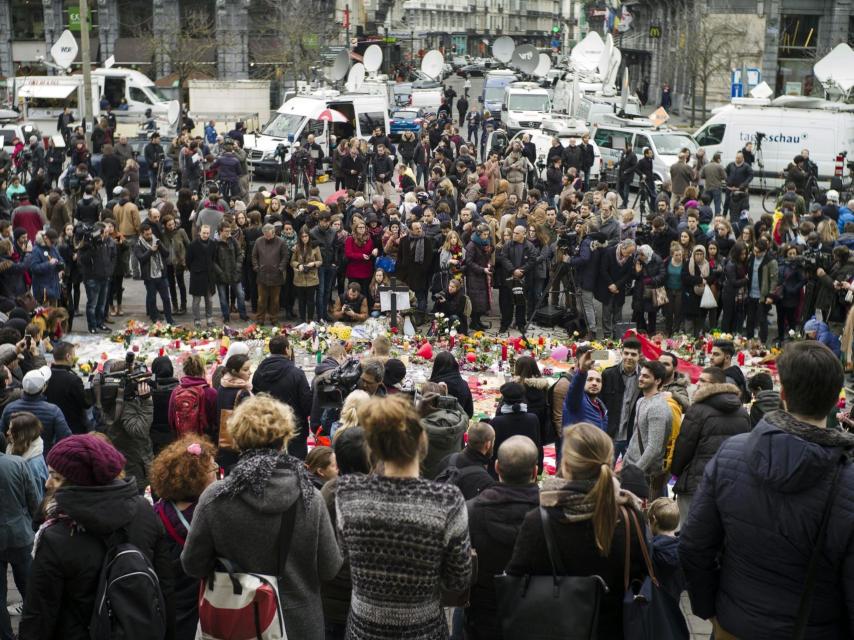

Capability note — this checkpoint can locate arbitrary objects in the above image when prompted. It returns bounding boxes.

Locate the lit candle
[501,343,508,361]
[737,351,746,366]
[450,334,455,348]
[539,336,544,346]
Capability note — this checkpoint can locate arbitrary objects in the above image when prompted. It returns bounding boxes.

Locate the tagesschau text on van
[244,90,390,177]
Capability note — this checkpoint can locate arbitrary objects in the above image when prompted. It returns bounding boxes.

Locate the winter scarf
[540,477,597,522]
[221,371,252,392]
[138,235,163,279]
[688,244,710,278]
[211,447,314,510]
[412,235,425,264]
[6,436,43,460]
[616,246,630,266]
[472,233,491,247]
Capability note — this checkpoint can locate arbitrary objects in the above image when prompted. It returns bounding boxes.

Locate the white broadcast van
[244,90,389,177]
[500,82,551,135]
[693,96,854,189]
[13,68,169,132]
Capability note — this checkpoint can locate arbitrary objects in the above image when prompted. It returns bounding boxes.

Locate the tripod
[525,260,589,336]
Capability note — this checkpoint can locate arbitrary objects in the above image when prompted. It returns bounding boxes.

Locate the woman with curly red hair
[150,436,218,640]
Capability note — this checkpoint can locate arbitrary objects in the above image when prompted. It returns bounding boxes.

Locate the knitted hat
[803,317,820,334]
[383,358,406,387]
[618,463,649,500]
[22,365,51,395]
[47,435,126,487]
[500,381,526,405]
[151,355,173,380]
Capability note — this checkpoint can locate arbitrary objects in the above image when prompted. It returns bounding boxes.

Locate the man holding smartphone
[559,348,607,464]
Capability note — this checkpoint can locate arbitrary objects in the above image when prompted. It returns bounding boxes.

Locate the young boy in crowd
[648,497,687,604]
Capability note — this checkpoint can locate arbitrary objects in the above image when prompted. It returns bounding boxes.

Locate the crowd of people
[0,89,852,640]
[0,313,849,639]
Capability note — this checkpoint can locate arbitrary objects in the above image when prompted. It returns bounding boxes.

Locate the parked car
[389,108,427,139]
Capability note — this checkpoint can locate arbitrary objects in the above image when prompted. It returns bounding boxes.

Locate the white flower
[789,329,796,337]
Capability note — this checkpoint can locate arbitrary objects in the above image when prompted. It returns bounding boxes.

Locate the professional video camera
[73,221,104,244]
[791,247,833,273]
[316,358,363,410]
[636,222,653,246]
[556,229,579,253]
[275,143,288,160]
[755,131,766,151]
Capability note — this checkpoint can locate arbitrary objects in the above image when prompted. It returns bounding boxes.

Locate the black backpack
[434,453,488,490]
[90,526,167,640]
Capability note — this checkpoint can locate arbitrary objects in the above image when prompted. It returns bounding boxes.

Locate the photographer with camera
[134,221,174,325]
[289,142,315,197]
[814,245,854,328]
[103,356,154,494]
[331,282,369,323]
[636,147,657,212]
[77,221,116,334]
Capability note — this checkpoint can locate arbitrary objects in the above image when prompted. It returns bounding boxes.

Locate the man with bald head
[435,421,496,500]
[465,435,540,638]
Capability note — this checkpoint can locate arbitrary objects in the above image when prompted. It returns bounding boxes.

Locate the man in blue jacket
[559,349,607,463]
[680,341,854,639]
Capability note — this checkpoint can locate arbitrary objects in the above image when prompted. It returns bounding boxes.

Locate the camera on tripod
[275,144,288,160]
[557,230,579,253]
[791,247,833,273]
[755,131,765,151]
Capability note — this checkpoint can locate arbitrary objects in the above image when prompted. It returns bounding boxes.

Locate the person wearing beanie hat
[20,434,174,639]
[382,358,406,392]
[489,381,542,476]
[150,355,180,456]
[1,365,70,455]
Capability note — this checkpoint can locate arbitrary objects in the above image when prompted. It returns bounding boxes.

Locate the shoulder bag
[621,506,689,640]
[651,287,669,308]
[495,506,609,639]
[196,501,299,640]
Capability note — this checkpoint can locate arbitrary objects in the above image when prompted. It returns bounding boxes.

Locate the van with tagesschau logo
[694,96,854,190]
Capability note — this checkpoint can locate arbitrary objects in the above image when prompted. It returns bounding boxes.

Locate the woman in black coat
[185,228,217,325]
[775,244,807,340]
[19,435,175,640]
[513,356,554,446]
[630,245,666,335]
[490,381,542,475]
[506,423,649,639]
[429,350,474,417]
[464,225,493,331]
[720,241,749,334]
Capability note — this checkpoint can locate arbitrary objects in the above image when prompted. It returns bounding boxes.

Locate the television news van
[693,96,854,189]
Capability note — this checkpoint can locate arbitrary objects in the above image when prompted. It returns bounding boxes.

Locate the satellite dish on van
[597,33,613,78]
[749,81,773,100]
[511,44,539,75]
[421,50,444,80]
[363,45,383,74]
[492,36,516,64]
[570,31,604,73]
[50,30,78,70]
[813,43,854,96]
[533,53,552,78]
[346,63,366,91]
[331,49,350,81]
[167,100,181,126]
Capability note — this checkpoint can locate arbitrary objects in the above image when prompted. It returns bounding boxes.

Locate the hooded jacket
[749,389,781,428]
[107,395,154,493]
[679,411,854,639]
[465,483,540,635]
[19,479,175,640]
[430,352,474,417]
[1,394,71,455]
[181,462,342,640]
[419,395,469,480]
[252,355,312,455]
[670,383,750,495]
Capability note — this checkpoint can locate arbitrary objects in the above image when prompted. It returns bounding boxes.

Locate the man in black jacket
[45,342,91,434]
[599,337,642,462]
[340,146,364,191]
[618,147,638,207]
[252,334,313,459]
[498,225,537,334]
[133,222,173,325]
[78,222,117,333]
[310,211,337,322]
[398,220,435,313]
[670,366,750,526]
[596,239,636,339]
[465,435,539,639]
[724,151,753,221]
[372,144,396,199]
[435,421,496,500]
[636,147,656,212]
[579,133,595,189]
[75,184,102,224]
[143,132,165,196]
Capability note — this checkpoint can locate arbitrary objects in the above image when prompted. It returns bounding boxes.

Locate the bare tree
[250,0,338,89]
[148,10,219,104]
[682,12,762,126]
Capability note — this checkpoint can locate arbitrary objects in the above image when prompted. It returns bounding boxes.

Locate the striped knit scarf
[540,476,597,522]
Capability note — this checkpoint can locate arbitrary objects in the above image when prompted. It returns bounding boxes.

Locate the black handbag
[621,507,689,640]
[494,506,609,640]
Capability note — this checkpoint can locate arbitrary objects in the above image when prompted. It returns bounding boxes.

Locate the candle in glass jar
[501,343,508,361]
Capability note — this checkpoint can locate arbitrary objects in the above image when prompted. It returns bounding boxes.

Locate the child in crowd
[648,497,687,603]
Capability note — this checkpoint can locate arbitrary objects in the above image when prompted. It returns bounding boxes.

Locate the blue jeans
[84,277,109,329]
[708,187,722,216]
[217,282,246,321]
[317,265,336,321]
[0,544,31,640]
[148,169,158,195]
[144,277,173,324]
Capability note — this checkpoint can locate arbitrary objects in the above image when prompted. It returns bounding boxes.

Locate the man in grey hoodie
[624,360,672,497]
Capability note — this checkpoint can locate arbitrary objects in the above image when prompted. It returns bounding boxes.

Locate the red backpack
[172,385,208,436]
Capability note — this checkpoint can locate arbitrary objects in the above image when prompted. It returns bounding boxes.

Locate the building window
[117,0,153,37]
[11,0,44,40]
[778,14,819,60]
[180,0,215,30]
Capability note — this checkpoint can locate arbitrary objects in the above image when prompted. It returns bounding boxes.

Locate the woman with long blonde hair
[507,423,648,638]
